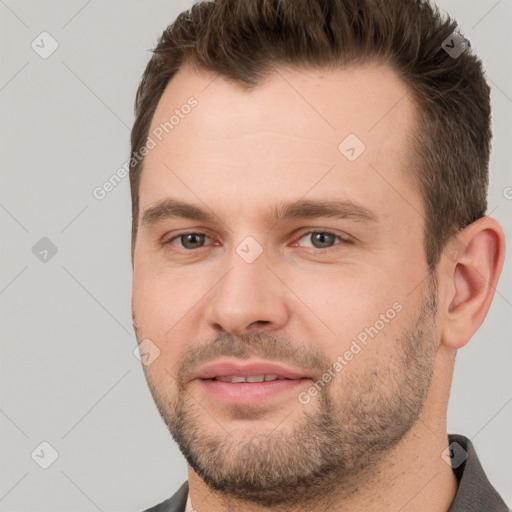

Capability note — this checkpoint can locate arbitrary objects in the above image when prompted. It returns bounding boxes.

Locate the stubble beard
[141,277,439,507]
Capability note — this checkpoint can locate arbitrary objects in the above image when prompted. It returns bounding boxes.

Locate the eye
[294,230,344,250]
[168,232,213,250]
[164,229,347,253]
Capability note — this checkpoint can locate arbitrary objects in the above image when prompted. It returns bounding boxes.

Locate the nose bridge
[225,248,269,297]
[205,242,289,335]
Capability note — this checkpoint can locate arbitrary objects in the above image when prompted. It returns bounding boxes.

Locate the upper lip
[193,359,310,380]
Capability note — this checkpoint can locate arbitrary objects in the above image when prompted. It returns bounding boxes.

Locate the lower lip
[199,378,310,406]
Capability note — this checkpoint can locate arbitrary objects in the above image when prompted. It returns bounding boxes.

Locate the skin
[131,62,505,511]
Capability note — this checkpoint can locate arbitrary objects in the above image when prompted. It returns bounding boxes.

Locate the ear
[440,217,506,349]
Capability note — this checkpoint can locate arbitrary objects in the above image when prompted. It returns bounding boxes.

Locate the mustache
[176,332,330,385]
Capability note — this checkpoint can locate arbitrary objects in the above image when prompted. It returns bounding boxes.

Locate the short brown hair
[129,0,491,268]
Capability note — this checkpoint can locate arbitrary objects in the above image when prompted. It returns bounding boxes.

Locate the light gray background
[0,1,511,510]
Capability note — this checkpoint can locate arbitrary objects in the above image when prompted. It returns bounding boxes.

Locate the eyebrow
[140,197,378,228]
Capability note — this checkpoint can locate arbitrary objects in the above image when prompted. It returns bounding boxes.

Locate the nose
[204,248,290,337]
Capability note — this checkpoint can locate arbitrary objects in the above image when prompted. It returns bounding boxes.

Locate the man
[130,0,508,510]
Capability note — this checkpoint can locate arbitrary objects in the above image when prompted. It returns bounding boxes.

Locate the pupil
[183,234,204,248]
[313,233,334,248]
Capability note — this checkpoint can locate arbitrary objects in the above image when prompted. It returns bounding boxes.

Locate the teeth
[245,375,265,382]
[228,376,247,383]
[214,374,281,383]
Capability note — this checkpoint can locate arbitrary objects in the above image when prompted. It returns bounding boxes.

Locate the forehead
[139,63,420,226]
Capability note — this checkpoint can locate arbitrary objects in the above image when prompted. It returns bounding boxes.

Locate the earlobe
[441,217,505,350]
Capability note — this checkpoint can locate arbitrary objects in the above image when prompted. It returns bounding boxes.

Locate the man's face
[132,63,440,505]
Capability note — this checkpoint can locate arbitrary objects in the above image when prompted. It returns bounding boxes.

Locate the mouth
[207,374,302,383]
[193,359,312,405]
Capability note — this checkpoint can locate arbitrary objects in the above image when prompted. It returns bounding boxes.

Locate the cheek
[132,269,194,382]
[132,267,166,332]
[132,263,212,342]
[291,267,414,384]
[294,265,401,336]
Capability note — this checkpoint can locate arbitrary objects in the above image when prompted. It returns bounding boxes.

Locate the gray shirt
[143,434,509,512]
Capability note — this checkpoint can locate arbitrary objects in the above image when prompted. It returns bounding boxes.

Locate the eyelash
[164,229,349,254]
